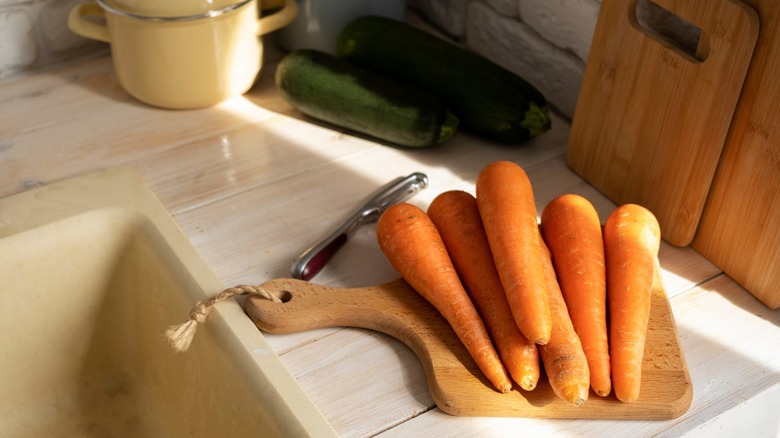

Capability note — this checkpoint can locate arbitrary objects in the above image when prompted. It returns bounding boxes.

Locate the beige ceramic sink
[0,166,336,437]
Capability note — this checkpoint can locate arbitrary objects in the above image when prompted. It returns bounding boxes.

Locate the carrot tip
[563,385,590,406]
[533,336,550,346]
[519,376,537,391]
[571,397,587,407]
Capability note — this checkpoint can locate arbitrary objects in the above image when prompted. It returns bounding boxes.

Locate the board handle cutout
[631,0,709,62]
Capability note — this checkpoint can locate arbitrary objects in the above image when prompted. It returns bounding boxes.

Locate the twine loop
[165,284,281,352]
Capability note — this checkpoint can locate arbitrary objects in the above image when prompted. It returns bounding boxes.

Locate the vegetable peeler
[291,172,429,281]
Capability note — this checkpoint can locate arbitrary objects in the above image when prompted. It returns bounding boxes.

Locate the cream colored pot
[68,0,297,109]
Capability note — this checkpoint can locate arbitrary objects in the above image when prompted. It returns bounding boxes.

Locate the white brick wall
[519,0,599,62]
[466,1,586,117]
[409,0,471,38]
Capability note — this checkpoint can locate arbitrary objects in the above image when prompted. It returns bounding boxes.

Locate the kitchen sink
[0,167,335,437]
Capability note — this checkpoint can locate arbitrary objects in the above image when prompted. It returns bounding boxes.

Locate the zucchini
[336,16,551,144]
[275,49,458,148]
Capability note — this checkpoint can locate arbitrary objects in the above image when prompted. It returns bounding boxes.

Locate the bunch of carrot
[376,160,661,405]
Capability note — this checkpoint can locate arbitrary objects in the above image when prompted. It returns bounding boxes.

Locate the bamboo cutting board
[245,275,692,419]
[692,0,780,309]
[567,0,758,246]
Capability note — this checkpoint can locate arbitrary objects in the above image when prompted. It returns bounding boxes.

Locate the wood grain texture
[567,0,759,246]
[245,272,692,419]
[692,0,780,309]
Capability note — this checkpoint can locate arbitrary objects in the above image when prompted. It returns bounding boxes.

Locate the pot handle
[68,2,111,43]
[257,0,298,36]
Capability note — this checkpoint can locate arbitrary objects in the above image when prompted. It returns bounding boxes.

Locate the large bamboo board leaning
[692,0,780,309]
[245,274,692,419]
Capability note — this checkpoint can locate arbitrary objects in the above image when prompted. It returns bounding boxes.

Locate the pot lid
[105,0,242,18]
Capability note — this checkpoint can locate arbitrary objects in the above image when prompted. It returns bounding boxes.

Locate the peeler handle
[291,172,428,281]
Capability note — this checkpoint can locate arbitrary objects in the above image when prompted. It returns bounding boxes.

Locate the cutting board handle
[244,278,463,374]
[246,278,428,333]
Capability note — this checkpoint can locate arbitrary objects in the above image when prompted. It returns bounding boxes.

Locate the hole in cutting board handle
[631,0,709,62]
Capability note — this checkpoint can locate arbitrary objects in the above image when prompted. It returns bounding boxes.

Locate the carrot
[604,203,661,403]
[541,194,611,397]
[537,236,591,406]
[376,202,513,393]
[476,160,551,345]
[428,190,540,391]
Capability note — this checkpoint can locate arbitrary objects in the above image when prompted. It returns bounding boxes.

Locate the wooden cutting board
[567,0,758,246]
[692,0,780,309]
[245,273,692,419]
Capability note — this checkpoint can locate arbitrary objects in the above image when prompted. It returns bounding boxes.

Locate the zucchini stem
[437,110,460,144]
[522,102,552,139]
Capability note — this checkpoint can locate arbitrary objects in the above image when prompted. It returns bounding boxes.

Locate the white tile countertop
[2,46,779,437]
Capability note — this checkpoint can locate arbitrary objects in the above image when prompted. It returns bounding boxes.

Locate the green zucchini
[275,49,458,148]
[336,16,551,144]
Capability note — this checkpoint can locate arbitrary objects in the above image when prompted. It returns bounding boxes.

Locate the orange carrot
[428,190,540,391]
[476,160,551,345]
[376,202,513,393]
[538,236,590,406]
[604,203,661,403]
[541,194,611,397]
